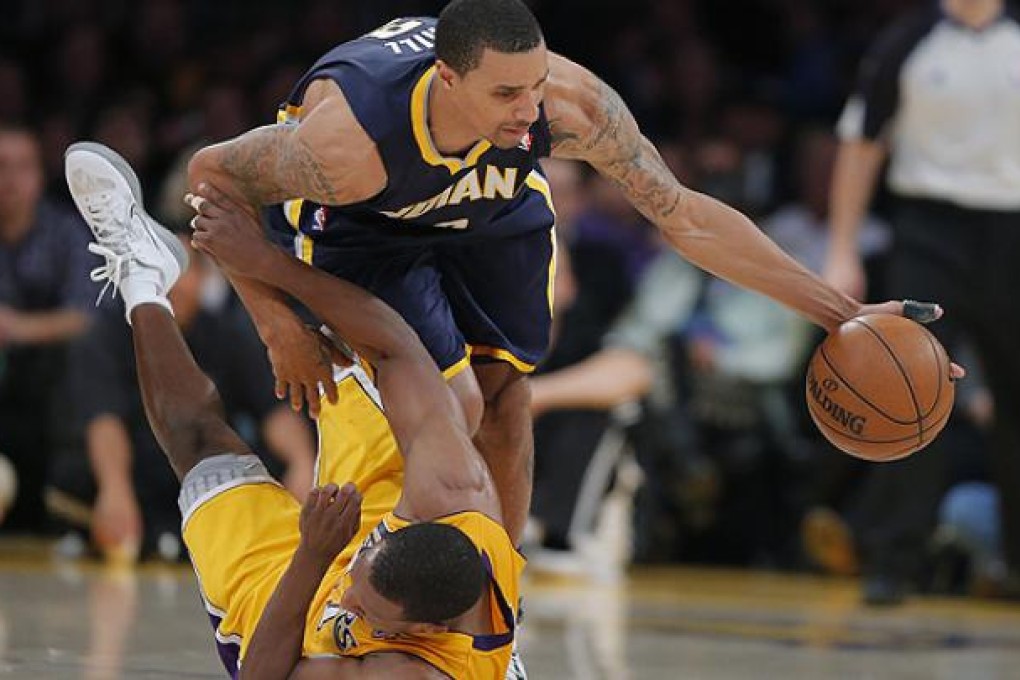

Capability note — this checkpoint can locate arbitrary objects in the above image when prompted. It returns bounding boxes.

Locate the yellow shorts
[181,365,405,674]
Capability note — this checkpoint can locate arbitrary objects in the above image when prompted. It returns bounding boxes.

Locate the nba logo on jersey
[313,205,328,231]
[517,133,533,152]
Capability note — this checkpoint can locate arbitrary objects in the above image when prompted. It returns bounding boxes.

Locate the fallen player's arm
[189,188,501,523]
[240,484,361,680]
[545,54,859,332]
[247,245,500,522]
[239,548,333,680]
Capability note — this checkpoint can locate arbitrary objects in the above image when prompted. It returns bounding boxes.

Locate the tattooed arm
[185,80,387,417]
[187,80,386,210]
[544,54,860,331]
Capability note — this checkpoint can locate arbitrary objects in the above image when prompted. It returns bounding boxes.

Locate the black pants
[855,196,1020,579]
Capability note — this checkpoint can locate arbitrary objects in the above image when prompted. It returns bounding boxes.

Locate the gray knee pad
[178,454,277,522]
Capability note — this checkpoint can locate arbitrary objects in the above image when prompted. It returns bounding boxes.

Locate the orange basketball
[805,314,954,462]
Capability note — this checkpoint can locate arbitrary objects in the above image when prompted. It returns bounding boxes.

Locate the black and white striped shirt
[837,3,1020,210]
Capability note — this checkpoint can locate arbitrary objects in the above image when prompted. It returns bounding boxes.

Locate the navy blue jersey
[273,17,555,251]
[265,17,558,374]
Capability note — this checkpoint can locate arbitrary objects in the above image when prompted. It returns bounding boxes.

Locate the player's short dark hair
[435,0,544,74]
[370,522,488,624]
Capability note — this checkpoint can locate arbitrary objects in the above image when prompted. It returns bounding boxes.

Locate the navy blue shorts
[266,206,556,375]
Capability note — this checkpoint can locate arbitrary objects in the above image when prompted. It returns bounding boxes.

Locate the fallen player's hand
[186,183,275,278]
[299,482,362,567]
[263,317,343,419]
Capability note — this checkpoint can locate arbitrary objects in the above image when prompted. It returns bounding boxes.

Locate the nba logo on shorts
[313,205,328,231]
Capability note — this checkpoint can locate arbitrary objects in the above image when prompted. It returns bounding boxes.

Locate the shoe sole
[65,142,189,275]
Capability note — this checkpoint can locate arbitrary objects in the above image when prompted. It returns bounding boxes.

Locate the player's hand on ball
[299,482,362,566]
[852,299,966,380]
[186,183,275,277]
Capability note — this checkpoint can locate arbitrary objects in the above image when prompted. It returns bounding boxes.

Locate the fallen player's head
[342,522,488,634]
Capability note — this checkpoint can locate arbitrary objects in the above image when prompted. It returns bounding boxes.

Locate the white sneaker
[65,142,188,317]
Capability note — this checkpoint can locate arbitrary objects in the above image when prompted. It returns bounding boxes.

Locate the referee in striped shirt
[824,0,1020,604]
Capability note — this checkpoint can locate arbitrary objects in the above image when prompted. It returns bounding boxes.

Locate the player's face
[342,547,443,636]
[447,44,550,149]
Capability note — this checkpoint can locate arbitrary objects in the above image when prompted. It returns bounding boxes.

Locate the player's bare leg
[66,142,249,480]
[471,362,534,545]
[129,305,249,479]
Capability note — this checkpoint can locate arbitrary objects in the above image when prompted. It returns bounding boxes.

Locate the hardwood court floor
[2,539,1020,679]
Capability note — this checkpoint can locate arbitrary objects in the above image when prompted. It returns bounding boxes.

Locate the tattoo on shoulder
[584,81,684,221]
[220,127,341,206]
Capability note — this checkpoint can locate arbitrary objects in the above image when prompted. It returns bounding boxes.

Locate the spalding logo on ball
[806,374,867,435]
[806,314,954,462]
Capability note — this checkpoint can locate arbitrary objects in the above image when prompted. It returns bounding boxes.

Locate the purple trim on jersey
[471,551,517,652]
[206,610,241,679]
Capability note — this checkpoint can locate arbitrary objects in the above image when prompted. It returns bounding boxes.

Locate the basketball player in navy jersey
[186,0,957,547]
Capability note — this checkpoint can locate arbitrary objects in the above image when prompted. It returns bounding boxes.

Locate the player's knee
[152,384,242,474]
[481,367,530,415]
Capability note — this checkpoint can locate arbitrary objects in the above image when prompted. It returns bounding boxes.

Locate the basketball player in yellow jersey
[66,142,527,679]
[187,0,954,549]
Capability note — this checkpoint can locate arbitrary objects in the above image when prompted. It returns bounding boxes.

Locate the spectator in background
[47,234,316,562]
[926,350,1001,596]
[0,124,97,533]
[824,0,1020,605]
[528,159,658,554]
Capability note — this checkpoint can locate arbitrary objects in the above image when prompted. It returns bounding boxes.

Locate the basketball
[806,314,954,462]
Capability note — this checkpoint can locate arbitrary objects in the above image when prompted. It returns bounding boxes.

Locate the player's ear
[434,60,458,89]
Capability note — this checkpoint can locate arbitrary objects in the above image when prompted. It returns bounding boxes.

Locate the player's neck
[447,588,497,635]
[427,76,484,156]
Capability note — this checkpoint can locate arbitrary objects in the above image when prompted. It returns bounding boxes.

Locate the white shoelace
[88,241,126,304]
[83,191,135,304]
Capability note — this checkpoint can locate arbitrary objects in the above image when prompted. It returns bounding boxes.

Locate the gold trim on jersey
[410,66,492,174]
[523,170,558,319]
[547,226,558,317]
[293,233,314,264]
[524,170,555,215]
[281,199,313,263]
[284,199,305,228]
[442,352,472,380]
[468,345,537,374]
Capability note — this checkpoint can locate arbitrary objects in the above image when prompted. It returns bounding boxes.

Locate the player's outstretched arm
[240,483,361,680]
[544,54,860,332]
[189,185,501,523]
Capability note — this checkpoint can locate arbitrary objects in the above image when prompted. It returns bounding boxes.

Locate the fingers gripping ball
[806,314,954,462]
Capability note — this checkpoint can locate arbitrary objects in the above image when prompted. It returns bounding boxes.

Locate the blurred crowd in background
[0,0,1009,606]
